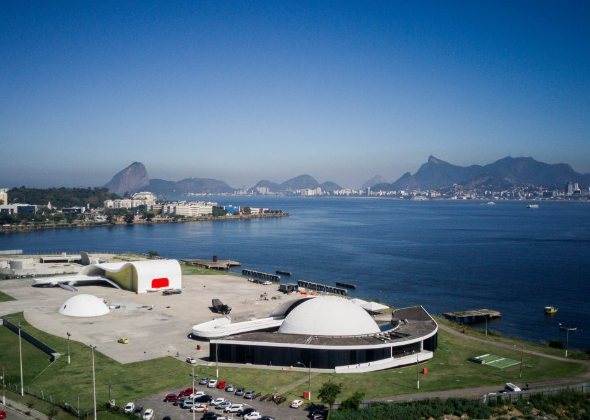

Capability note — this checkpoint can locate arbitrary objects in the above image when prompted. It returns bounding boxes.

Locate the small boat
[545,306,558,315]
[487,201,495,205]
[528,204,539,209]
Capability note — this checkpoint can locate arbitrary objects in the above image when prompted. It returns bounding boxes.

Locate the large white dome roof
[59,294,110,317]
[278,296,380,336]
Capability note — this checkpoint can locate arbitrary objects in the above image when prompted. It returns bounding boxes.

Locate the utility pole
[67,332,71,364]
[519,346,524,378]
[192,367,196,420]
[2,366,5,405]
[215,344,219,379]
[485,315,488,337]
[416,352,420,389]
[19,323,24,396]
[90,345,97,420]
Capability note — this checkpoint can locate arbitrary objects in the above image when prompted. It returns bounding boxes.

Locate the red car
[179,388,195,396]
[216,381,226,389]
[164,394,179,402]
[0,410,6,419]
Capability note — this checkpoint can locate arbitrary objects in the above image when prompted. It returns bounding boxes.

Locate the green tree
[124,213,135,224]
[243,206,251,215]
[147,250,159,258]
[339,391,365,411]
[318,380,342,408]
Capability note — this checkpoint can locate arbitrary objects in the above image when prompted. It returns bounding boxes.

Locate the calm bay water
[1,197,589,349]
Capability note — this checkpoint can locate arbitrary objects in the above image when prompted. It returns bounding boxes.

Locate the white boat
[487,202,495,205]
[527,204,539,209]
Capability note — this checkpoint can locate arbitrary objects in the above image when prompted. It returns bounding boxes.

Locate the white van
[504,383,521,393]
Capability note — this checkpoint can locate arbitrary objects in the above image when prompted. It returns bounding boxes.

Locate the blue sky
[1,1,589,189]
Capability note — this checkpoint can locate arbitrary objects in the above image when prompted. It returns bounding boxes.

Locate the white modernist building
[34,259,182,294]
[194,296,438,373]
[59,294,110,317]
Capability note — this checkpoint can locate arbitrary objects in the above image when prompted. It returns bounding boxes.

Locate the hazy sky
[1,1,589,189]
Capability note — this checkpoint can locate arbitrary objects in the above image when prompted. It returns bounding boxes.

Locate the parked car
[186,356,197,365]
[191,404,208,413]
[124,402,135,414]
[0,411,6,419]
[202,413,222,419]
[261,417,276,420]
[504,383,522,393]
[244,390,256,399]
[142,409,155,420]
[225,403,243,413]
[199,377,209,385]
[225,383,234,392]
[244,412,262,420]
[133,407,143,418]
[208,379,218,388]
[164,393,178,402]
[308,410,327,418]
[210,397,226,406]
[162,417,171,420]
[181,400,194,409]
[216,401,232,410]
[180,388,195,396]
[118,338,129,344]
[234,388,245,396]
[290,399,303,408]
[195,394,213,403]
[240,408,256,416]
[262,281,272,285]
[189,391,205,398]
[174,397,188,406]
[216,380,227,389]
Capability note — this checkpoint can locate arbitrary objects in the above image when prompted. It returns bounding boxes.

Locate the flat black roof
[215,306,437,347]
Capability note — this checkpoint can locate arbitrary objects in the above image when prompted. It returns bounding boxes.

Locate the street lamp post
[192,367,196,420]
[215,343,219,379]
[559,324,577,358]
[67,332,71,364]
[18,323,24,396]
[297,362,311,400]
[519,345,524,378]
[416,353,420,389]
[90,345,97,420]
[2,366,5,405]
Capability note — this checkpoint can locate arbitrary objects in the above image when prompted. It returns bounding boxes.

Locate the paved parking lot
[135,381,312,420]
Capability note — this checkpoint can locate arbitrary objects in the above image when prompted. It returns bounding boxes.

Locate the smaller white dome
[59,294,110,317]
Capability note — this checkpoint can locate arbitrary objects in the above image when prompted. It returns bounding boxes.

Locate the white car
[210,397,226,406]
[186,356,197,365]
[124,402,135,414]
[142,409,154,420]
[190,404,208,413]
[262,281,272,285]
[244,412,262,420]
[207,379,218,388]
[189,391,205,398]
[291,399,303,408]
[225,403,243,413]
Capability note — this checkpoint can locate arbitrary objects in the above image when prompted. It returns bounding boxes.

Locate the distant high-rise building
[565,182,573,196]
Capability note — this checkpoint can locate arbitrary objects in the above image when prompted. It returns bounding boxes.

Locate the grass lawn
[286,327,588,403]
[2,311,588,417]
[181,263,241,276]
[3,312,305,416]
[0,290,16,302]
[435,316,590,361]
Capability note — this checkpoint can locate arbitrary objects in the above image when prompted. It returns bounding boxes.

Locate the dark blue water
[2,198,589,350]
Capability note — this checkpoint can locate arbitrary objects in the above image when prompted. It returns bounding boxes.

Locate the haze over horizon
[1,1,589,189]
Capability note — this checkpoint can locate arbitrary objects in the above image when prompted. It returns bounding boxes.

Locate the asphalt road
[1,404,32,420]
[136,383,313,420]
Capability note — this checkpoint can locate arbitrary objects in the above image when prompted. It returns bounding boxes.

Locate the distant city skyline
[1,1,589,189]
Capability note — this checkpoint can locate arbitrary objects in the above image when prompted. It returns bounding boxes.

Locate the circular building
[59,294,110,317]
[209,296,438,373]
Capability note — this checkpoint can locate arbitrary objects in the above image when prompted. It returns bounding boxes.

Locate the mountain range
[103,163,342,195]
[103,156,590,196]
[373,156,590,191]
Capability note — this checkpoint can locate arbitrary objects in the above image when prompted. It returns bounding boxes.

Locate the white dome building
[209,296,439,373]
[278,296,381,336]
[59,294,110,317]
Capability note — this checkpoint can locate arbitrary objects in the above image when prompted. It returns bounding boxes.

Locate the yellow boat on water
[545,306,558,315]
